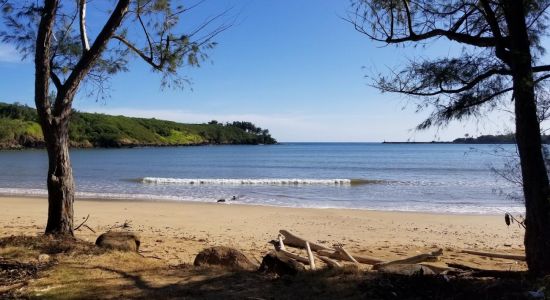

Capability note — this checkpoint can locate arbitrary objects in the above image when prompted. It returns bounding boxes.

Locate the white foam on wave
[141,177,352,185]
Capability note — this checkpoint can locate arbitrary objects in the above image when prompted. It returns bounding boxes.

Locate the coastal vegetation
[0,102,276,148]
[453,134,550,144]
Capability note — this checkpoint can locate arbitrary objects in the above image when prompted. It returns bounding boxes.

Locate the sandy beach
[0,196,526,271]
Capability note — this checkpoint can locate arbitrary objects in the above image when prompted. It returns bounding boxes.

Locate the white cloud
[0,43,23,63]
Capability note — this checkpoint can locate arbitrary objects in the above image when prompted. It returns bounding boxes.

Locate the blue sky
[0,0,523,142]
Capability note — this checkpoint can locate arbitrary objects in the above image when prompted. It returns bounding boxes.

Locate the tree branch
[478,0,510,63]
[34,0,58,123]
[54,0,130,118]
[79,0,90,53]
[112,35,160,70]
[382,67,511,96]
[50,70,62,90]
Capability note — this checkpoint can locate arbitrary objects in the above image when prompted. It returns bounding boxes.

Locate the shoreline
[0,195,526,270]
[0,192,524,216]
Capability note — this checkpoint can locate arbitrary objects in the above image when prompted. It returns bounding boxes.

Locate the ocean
[0,143,524,214]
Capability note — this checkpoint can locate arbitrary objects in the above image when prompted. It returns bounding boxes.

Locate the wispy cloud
[0,44,23,63]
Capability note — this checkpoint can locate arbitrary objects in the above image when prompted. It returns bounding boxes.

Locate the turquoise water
[0,143,523,214]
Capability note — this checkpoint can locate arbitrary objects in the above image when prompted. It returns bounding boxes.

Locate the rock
[95,231,141,252]
[193,246,257,271]
[217,199,226,203]
[38,254,50,263]
[376,264,436,276]
[258,251,305,276]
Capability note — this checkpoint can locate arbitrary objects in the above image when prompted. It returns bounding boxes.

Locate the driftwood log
[306,242,316,270]
[316,255,341,268]
[372,249,443,270]
[279,230,330,251]
[447,263,526,279]
[334,246,358,264]
[460,250,525,261]
[317,249,385,265]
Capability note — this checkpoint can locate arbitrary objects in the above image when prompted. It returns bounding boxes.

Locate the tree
[350,0,550,276]
[1,0,230,235]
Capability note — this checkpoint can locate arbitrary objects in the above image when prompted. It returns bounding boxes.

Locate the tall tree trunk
[44,118,75,235]
[504,0,550,276]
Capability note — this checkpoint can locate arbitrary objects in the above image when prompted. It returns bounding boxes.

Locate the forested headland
[0,102,276,149]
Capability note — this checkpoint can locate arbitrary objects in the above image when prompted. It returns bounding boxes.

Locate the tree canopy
[349,0,550,130]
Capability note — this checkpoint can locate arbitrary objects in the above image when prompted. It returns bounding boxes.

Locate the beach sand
[0,196,526,270]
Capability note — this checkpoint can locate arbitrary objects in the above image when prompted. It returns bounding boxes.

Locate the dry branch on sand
[274,229,524,277]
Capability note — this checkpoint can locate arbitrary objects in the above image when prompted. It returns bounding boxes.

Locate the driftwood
[279,230,330,251]
[373,249,443,270]
[335,246,358,264]
[277,249,311,265]
[278,235,286,251]
[306,242,316,270]
[316,255,341,268]
[317,249,385,265]
[447,263,526,279]
[460,249,525,261]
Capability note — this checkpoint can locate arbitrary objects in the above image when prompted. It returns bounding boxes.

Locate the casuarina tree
[350,0,550,276]
[1,0,230,235]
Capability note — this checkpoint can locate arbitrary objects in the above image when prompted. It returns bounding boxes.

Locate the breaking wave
[140,177,382,186]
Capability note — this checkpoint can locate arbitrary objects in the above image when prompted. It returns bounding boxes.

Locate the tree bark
[44,118,75,235]
[503,0,550,277]
[33,0,130,235]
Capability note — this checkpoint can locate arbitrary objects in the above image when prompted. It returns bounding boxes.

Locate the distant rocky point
[384,134,550,144]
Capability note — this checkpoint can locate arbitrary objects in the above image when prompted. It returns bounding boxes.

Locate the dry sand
[0,196,526,270]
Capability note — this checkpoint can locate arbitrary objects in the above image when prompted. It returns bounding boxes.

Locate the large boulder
[258,251,305,276]
[95,231,141,252]
[193,246,257,271]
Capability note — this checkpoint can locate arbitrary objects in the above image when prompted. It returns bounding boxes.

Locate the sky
[0,0,528,142]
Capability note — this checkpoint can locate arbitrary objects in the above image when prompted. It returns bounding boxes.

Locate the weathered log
[316,255,341,268]
[317,249,385,265]
[306,241,316,270]
[377,264,436,276]
[279,230,330,251]
[372,249,443,270]
[259,251,305,276]
[335,246,358,264]
[447,263,526,279]
[460,249,525,261]
[278,249,310,265]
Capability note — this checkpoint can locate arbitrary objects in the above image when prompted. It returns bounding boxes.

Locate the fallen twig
[74,214,96,233]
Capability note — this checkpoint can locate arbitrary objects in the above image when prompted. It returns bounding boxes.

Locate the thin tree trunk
[504,0,550,277]
[44,118,75,235]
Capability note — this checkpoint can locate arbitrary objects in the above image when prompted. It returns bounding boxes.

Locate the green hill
[0,102,276,149]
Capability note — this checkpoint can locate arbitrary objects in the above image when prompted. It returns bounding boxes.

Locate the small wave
[140,177,382,186]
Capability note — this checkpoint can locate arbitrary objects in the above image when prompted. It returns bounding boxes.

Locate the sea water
[0,143,524,214]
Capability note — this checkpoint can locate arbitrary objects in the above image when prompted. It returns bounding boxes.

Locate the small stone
[38,254,50,263]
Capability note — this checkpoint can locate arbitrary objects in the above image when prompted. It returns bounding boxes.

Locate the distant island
[0,102,276,149]
[384,134,550,144]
